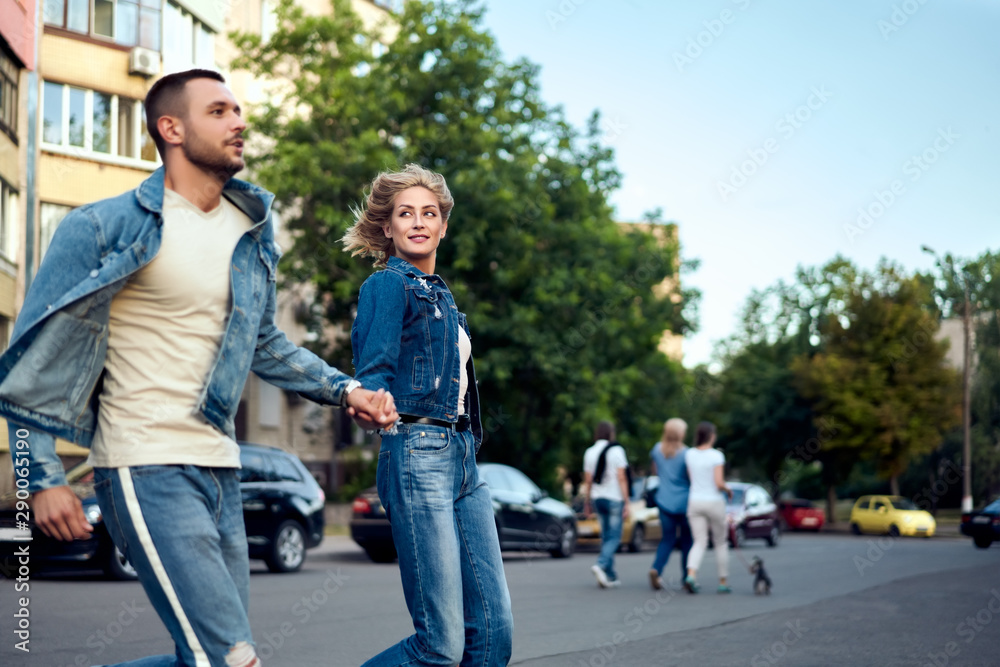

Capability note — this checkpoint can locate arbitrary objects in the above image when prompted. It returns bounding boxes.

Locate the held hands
[33,486,94,541]
[346,387,398,430]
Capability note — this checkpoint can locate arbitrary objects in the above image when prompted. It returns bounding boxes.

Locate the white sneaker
[591,564,610,588]
[607,578,621,588]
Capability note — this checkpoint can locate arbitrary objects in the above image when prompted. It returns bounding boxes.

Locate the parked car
[237,442,326,572]
[574,476,662,553]
[960,498,1000,548]
[350,463,577,562]
[849,495,935,537]
[0,442,325,579]
[778,498,826,531]
[726,482,781,548]
[0,463,136,580]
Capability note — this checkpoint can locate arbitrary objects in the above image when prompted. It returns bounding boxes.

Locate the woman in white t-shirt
[684,422,732,594]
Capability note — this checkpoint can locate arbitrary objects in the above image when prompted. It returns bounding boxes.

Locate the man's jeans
[93,465,254,667]
[363,422,513,667]
[651,509,692,581]
[594,498,624,581]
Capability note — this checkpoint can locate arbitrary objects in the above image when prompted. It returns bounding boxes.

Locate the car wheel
[765,525,780,547]
[104,544,138,581]
[973,536,993,549]
[266,520,306,573]
[550,522,576,559]
[850,522,862,535]
[627,523,645,553]
[365,544,398,563]
[888,524,901,538]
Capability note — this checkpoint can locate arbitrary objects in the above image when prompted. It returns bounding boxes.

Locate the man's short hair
[145,69,226,159]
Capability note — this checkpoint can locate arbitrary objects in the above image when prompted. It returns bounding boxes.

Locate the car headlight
[85,504,103,525]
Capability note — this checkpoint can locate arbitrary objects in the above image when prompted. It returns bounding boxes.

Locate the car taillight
[352,498,371,515]
[994,517,1000,526]
[961,514,971,523]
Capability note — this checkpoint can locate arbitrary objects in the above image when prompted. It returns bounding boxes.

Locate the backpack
[594,441,633,494]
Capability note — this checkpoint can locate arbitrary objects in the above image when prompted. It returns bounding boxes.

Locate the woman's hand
[346,387,398,430]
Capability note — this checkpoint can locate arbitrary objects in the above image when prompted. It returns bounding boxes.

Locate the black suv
[238,442,326,573]
[0,442,325,579]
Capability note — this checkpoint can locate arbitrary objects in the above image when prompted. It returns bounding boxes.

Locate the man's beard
[182,131,244,181]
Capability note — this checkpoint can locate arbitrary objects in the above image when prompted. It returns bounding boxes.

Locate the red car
[778,499,825,531]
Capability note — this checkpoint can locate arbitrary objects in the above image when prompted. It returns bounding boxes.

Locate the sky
[478,0,1000,368]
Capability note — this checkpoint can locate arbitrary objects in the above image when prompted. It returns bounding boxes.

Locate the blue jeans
[651,509,692,580]
[363,423,513,667]
[594,498,624,581]
[93,465,254,667]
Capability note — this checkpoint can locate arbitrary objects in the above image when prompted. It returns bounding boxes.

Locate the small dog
[749,556,772,595]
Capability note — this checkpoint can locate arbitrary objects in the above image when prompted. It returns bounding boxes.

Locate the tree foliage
[230,0,695,491]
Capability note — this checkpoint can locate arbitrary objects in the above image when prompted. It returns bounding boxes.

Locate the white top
[583,439,629,502]
[89,189,252,468]
[685,446,726,503]
[457,326,471,415]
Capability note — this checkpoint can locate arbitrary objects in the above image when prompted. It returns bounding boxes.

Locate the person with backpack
[582,420,631,588]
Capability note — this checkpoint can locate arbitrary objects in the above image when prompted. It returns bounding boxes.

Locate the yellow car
[575,477,662,552]
[850,495,936,537]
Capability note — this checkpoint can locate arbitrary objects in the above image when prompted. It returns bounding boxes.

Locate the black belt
[399,414,471,432]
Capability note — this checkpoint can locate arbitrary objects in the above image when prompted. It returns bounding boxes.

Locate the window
[261,0,278,41]
[42,80,157,165]
[44,0,161,50]
[40,202,72,259]
[0,178,19,260]
[0,43,18,141]
[269,455,303,483]
[163,1,215,74]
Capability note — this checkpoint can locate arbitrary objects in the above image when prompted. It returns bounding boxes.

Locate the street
[1,531,997,666]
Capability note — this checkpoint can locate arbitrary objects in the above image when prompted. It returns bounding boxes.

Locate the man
[0,69,397,667]
[582,420,630,588]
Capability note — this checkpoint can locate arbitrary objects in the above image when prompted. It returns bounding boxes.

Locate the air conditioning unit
[129,46,160,77]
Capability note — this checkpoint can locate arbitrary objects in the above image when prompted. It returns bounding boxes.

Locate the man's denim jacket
[352,256,483,446]
[0,167,353,492]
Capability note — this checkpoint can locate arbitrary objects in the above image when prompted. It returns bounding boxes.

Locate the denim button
[89,269,99,278]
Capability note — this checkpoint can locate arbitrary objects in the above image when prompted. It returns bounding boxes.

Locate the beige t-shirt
[89,189,253,468]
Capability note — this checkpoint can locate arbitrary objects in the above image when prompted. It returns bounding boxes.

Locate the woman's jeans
[363,422,514,667]
[651,509,692,580]
[594,498,624,581]
[93,465,255,667]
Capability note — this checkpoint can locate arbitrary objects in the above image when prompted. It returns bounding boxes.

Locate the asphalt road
[1,531,997,666]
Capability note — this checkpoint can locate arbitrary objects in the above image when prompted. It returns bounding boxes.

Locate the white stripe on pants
[686,498,729,578]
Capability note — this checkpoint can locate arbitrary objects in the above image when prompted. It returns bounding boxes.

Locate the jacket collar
[135,166,276,225]
[386,255,427,277]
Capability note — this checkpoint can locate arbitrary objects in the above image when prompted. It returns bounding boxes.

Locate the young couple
[1,69,512,666]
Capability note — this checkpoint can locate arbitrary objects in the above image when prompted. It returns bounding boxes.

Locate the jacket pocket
[0,311,108,422]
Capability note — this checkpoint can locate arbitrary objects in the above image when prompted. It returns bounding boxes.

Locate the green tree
[230,0,695,490]
[793,262,961,502]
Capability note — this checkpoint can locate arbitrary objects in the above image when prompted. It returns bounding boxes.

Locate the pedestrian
[684,421,733,594]
[582,420,630,588]
[648,418,693,590]
[0,69,397,667]
[343,164,514,666]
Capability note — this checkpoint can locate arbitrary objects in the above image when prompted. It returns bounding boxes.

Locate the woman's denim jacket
[352,256,483,446]
[0,167,354,492]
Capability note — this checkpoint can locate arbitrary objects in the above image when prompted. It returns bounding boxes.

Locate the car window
[505,467,541,497]
[890,497,917,511]
[269,455,303,483]
[748,487,769,506]
[480,466,510,492]
[729,488,745,505]
[985,499,1000,513]
[239,452,271,483]
[872,499,886,511]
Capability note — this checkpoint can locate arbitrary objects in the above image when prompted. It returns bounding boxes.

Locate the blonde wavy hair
[341,164,455,268]
[659,418,688,458]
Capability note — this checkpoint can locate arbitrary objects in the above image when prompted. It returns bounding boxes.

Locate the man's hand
[33,486,93,541]
[346,387,398,430]
[622,502,630,519]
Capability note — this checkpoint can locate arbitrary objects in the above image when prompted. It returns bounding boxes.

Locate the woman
[343,164,514,666]
[684,421,732,594]
[647,418,693,591]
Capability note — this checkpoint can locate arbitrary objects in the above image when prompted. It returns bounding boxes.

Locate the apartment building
[0,0,401,494]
